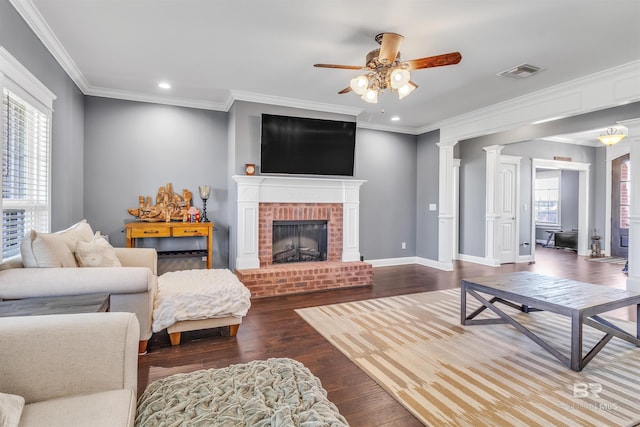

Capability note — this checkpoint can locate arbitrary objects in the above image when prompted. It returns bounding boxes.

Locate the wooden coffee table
[0,293,110,317]
[461,272,640,371]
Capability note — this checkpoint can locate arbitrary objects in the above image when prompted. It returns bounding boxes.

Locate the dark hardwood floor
[137,247,633,426]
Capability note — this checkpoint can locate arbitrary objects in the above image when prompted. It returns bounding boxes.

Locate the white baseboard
[456,253,500,267]
[367,256,453,271]
[517,255,533,264]
[367,257,417,267]
[415,257,454,271]
[626,276,640,292]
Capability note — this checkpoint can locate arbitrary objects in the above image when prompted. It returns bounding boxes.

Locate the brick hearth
[236,202,373,298]
[235,261,372,298]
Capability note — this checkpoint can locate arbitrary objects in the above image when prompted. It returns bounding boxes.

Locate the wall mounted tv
[260,114,356,176]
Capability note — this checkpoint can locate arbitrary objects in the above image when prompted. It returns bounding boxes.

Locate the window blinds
[2,88,50,259]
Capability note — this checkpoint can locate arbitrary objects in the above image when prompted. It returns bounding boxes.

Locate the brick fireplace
[233,176,372,298]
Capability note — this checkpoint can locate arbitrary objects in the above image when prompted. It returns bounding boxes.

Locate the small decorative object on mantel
[554,156,572,162]
[245,163,256,176]
[127,182,197,222]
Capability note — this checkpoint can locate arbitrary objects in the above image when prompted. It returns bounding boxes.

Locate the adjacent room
[1,1,639,425]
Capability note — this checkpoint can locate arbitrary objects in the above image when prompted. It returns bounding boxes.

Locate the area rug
[135,358,348,426]
[586,256,627,265]
[296,289,640,426]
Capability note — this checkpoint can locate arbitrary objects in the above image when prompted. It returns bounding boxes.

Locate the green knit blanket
[135,358,349,426]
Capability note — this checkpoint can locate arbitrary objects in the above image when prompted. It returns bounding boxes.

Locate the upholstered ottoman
[135,358,348,426]
[152,269,251,345]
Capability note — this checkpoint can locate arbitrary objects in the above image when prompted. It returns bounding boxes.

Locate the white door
[499,162,517,263]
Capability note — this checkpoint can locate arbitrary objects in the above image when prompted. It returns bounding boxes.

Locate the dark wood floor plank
[138,248,632,425]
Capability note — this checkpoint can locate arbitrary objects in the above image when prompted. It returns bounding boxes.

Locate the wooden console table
[125,221,213,269]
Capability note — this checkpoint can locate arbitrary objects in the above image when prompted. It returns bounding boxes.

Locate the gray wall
[459,136,600,259]
[83,97,230,267]
[355,128,417,261]
[501,140,597,256]
[225,101,418,265]
[1,0,85,231]
[458,139,487,257]
[416,130,440,260]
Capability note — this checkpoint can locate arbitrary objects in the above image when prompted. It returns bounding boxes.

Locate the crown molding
[230,90,363,117]
[0,46,56,109]
[11,0,639,134]
[356,121,419,135]
[85,86,231,111]
[427,60,640,142]
[9,0,90,92]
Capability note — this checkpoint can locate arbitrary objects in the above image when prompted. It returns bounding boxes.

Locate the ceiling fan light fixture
[390,68,410,89]
[362,88,379,103]
[398,81,417,99]
[350,75,369,95]
[315,33,461,104]
[598,126,627,146]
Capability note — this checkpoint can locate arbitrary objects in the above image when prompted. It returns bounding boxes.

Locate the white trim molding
[530,158,590,258]
[0,46,56,109]
[232,175,366,269]
[622,118,640,292]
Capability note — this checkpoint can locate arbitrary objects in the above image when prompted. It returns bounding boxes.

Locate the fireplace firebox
[272,220,328,264]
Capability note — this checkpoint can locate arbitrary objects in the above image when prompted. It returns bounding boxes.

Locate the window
[535,171,561,226]
[1,47,55,260]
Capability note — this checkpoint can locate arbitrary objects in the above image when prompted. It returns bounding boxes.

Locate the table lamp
[199,186,211,222]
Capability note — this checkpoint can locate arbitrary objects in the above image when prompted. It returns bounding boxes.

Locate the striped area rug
[296,289,640,426]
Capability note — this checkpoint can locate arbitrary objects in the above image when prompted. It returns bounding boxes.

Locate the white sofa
[0,312,139,427]
[0,221,158,353]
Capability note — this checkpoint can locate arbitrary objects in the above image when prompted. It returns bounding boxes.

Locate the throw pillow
[0,392,24,427]
[75,232,122,267]
[20,220,94,268]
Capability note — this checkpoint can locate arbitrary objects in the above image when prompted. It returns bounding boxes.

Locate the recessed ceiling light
[158,82,171,89]
[391,116,400,121]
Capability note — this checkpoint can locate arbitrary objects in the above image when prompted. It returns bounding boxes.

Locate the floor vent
[498,63,543,79]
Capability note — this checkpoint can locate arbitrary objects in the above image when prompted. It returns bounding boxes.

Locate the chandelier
[348,50,417,104]
[597,126,627,146]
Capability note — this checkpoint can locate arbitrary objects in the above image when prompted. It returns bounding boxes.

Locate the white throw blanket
[153,269,251,332]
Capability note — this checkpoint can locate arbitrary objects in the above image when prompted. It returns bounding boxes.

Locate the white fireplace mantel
[233,175,366,269]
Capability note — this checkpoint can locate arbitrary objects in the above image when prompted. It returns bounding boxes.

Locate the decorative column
[621,118,640,291]
[342,180,363,262]
[437,141,456,270]
[484,145,503,266]
[234,176,263,269]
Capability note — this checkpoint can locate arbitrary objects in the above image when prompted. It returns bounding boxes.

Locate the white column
[234,176,263,269]
[342,181,362,262]
[437,141,456,270]
[484,145,503,265]
[452,158,461,260]
[621,118,640,291]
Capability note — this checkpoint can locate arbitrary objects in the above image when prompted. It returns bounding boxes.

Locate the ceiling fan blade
[338,87,352,95]
[405,52,462,70]
[314,63,364,70]
[378,32,404,64]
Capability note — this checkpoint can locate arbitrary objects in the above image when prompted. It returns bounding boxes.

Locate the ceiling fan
[314,32,462,103]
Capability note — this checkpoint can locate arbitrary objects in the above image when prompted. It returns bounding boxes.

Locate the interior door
[611,154,630,258]
[499,162,517,264]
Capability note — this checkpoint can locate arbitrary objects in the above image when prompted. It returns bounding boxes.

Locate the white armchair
[0,312,139,427]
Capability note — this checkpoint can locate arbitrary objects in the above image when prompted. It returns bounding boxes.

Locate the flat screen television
[260,114,356,176]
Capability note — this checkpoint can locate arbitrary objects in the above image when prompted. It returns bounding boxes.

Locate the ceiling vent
[498,63,543,79]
